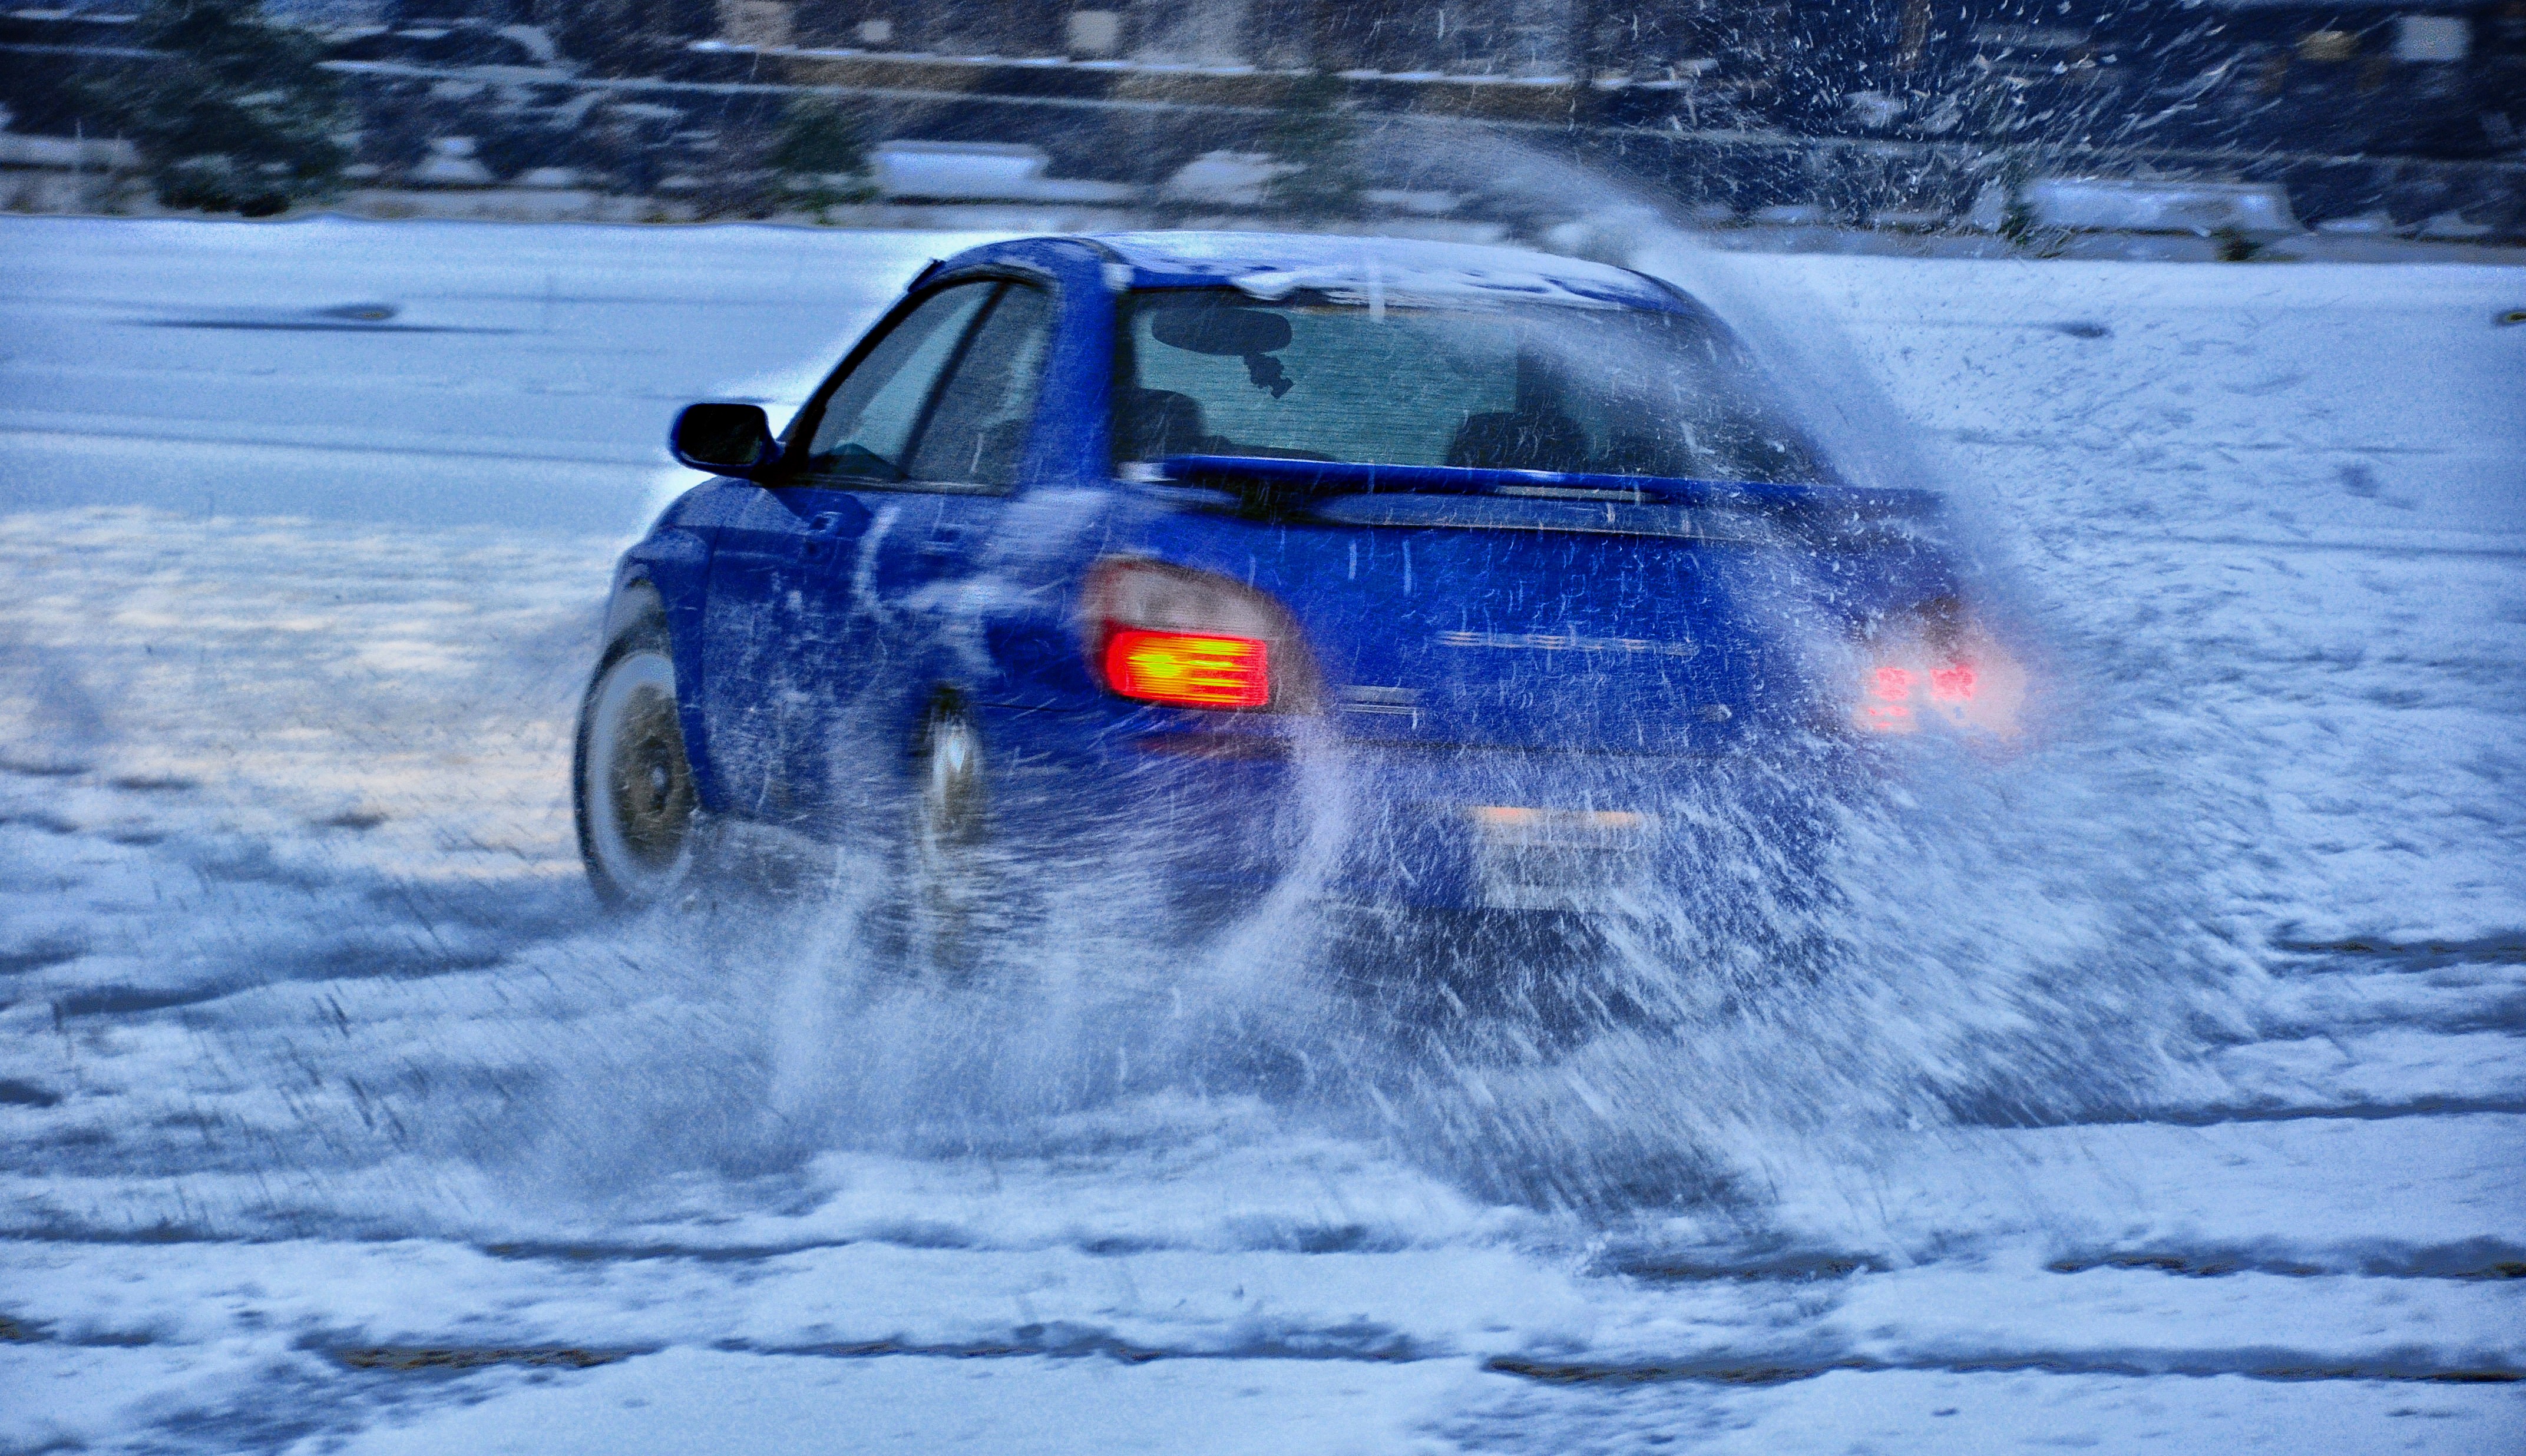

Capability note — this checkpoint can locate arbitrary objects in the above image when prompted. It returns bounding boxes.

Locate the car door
[696,280,999,824]
[839,281,1057,716]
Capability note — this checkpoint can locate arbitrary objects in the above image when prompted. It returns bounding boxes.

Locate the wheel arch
[606,527,723,812]
[603,575,668,643]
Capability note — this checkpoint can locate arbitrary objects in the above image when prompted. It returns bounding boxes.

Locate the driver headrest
[1117,388,1208,459]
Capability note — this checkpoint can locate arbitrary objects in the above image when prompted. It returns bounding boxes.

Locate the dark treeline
[1,0,2518,229]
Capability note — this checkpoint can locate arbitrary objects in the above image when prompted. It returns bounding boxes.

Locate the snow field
[1,216,2522,1451]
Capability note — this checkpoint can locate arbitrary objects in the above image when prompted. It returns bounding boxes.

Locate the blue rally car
[573,233,2022,961]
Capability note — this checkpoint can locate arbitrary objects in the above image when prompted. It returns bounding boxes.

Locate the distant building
[653,0,2518,160]
[0,0,2513,231]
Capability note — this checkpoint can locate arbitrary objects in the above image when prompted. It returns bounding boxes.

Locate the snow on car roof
[1087,232,1684,310]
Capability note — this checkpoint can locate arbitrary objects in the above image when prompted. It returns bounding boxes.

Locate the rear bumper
[980,703,1850,915]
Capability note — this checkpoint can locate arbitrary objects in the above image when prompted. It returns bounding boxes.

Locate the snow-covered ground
[1,216,2521,1453]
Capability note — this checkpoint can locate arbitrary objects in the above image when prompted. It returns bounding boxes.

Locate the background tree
[88,0,349,216]
[1258,72,1366,219]
[768,95,877,216]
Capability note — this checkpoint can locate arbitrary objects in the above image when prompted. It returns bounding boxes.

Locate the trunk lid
[1144,456,1954,754]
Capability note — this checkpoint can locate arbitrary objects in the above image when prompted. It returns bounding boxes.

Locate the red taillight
[1850,618,2025,739]
[1103,629,1271,709]
[1083,560,1304,712]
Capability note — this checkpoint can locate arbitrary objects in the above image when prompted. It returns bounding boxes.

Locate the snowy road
[1,217,2522,1452]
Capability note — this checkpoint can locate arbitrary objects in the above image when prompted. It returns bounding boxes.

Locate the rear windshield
[1113,289,1821,485]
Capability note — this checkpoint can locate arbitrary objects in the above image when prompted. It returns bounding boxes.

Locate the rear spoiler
[1143,455,1942,520]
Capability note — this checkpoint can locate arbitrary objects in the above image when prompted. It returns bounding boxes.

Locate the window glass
[904,284,1053,489]
[801,283,996,481]
[1125,303,1510,467]
[1114,291,1819,485]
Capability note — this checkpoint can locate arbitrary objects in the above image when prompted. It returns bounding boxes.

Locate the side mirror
[670,402,783,476]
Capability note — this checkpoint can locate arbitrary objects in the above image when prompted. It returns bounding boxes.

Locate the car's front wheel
[574,633,700,910]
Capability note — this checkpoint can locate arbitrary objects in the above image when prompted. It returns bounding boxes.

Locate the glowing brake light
[1851,617,2026,739]
[1105,630,1271,709]
[1084,559,1307,712]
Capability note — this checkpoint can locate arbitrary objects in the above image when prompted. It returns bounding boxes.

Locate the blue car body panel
[604,233,1969,913]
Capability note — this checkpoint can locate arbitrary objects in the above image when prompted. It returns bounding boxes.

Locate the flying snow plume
[479,759,1363,1206]
[1311,149,2269,1223]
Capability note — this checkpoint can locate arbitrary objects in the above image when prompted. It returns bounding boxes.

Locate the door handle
[796,510,862,562]
[918,525,968,558]
[799,512,851,562]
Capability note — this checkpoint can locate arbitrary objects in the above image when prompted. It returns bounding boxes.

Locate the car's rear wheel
[575,631,700,910]
[906,700,988,969]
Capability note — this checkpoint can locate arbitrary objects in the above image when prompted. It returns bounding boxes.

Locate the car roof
[938,231,1685,312]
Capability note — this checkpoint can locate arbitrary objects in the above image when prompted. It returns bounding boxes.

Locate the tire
[905,700,988,969]
[573,622,702,910]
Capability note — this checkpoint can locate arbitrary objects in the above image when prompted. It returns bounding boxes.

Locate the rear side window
[1113,290,1819,485]
[796,280,1054,491]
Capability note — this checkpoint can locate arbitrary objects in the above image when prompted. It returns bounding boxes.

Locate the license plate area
[1468,806,1658,912]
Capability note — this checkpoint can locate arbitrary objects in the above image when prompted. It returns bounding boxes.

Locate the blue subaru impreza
[574,232,2021,960]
